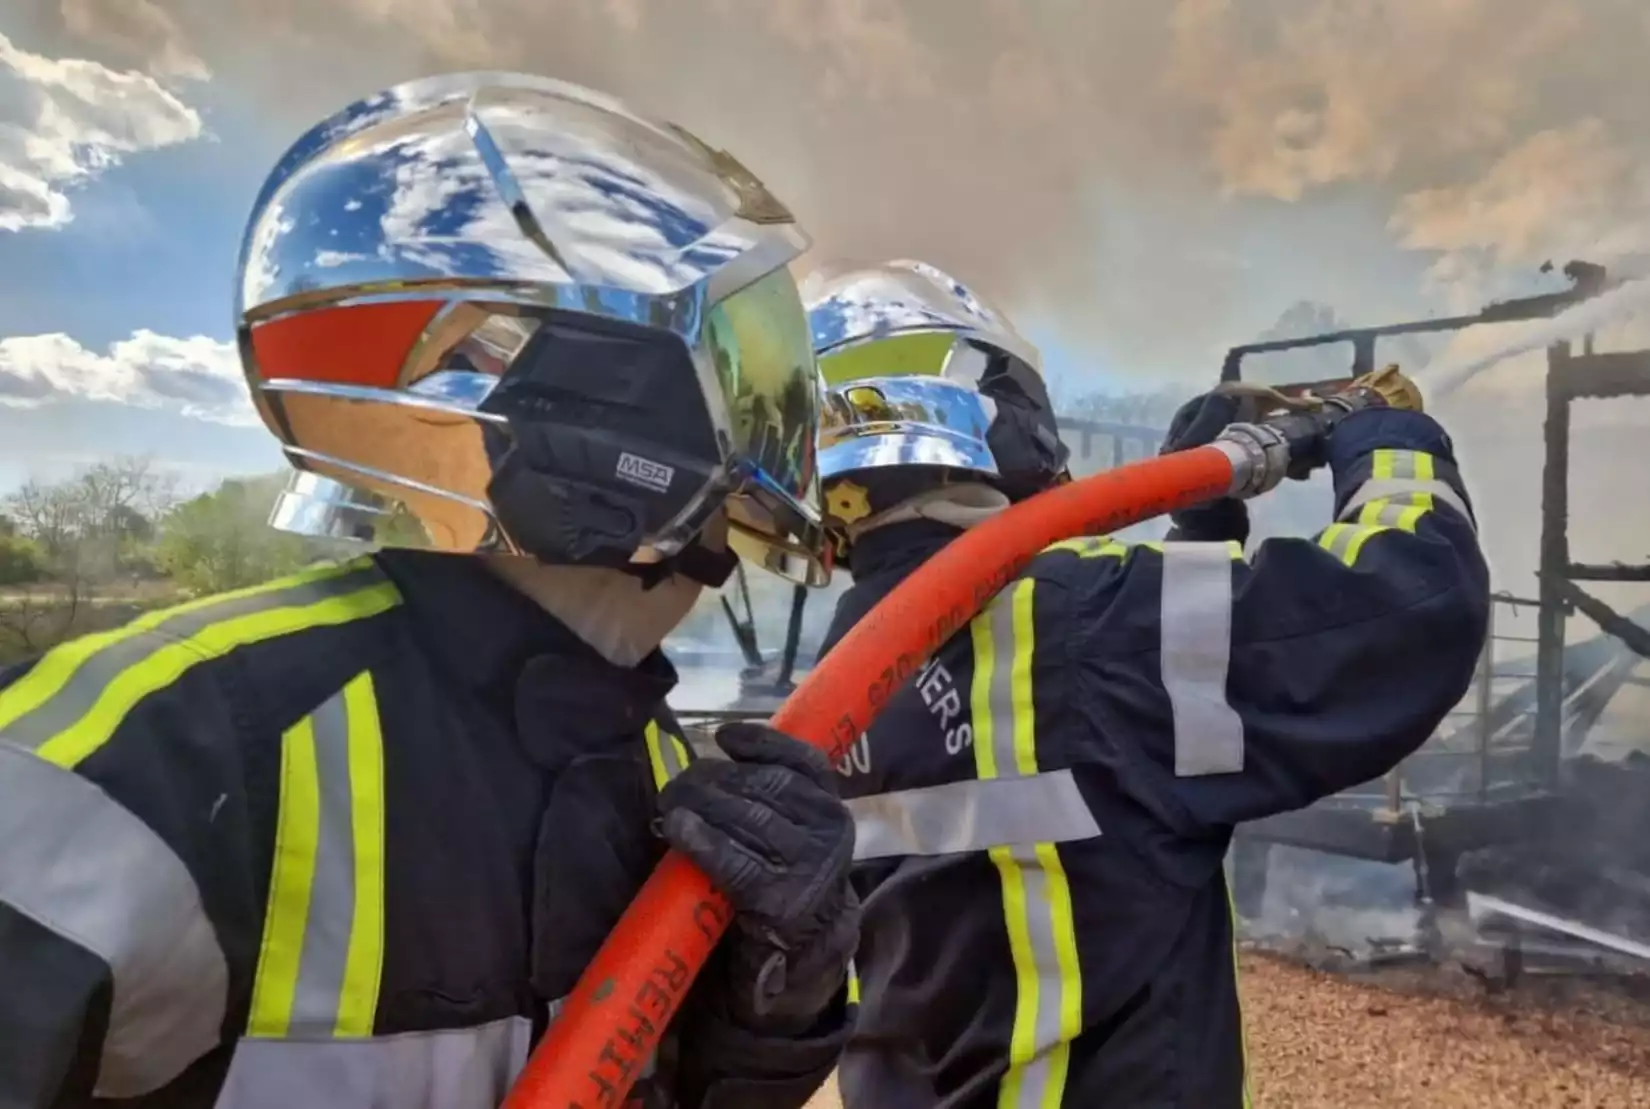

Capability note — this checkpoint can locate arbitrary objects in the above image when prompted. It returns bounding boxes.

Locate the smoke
[10,0,1650,377]
[1430,278,1650,399]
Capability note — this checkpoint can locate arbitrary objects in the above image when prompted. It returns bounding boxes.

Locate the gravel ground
[804,953,1650,1107]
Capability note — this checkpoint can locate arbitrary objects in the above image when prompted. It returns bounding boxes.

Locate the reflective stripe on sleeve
[0,560,400,769]
[970,579,1083,1109]
[0,740,228,1098]
[248,670,387,1039]
[1161,541,1246,777]
[847,770,1101,861]
[644,720,692,790]
[1315,521,1392,567]
[1338,448,1474,532]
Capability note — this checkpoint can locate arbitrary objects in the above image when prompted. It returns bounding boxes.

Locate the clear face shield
[236,72,829,586]
[703,266,827,583]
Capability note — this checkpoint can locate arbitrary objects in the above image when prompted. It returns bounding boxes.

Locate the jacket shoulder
[0,557,404,768]
[0,559,407,1102]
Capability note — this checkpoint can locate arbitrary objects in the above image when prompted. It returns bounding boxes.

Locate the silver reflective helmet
[237,72,829,585]
[805,260,1065,527]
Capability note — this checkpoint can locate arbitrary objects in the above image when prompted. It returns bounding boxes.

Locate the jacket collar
[373,550,678,762]
[845,519,965,584]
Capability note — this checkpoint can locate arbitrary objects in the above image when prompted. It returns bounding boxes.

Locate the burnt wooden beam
[1550,577,1650,662]
[1553,351,1650,400]
[1533,343,1572,784]
[1568,562,1650,582]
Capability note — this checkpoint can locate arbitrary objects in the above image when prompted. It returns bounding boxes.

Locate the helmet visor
[703,266,829,585]
[818,331,956,385]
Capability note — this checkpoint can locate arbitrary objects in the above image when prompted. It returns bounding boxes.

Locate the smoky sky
[15,0,1650,384]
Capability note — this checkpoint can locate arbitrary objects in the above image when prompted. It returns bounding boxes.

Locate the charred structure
[1227,261,1650,972]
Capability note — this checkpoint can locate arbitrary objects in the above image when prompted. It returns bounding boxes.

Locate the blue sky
[2,1,1646,497]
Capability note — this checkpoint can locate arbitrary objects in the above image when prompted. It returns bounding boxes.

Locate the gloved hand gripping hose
[502,370,1410,1109]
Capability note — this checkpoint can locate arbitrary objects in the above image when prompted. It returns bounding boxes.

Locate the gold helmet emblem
[825,480,873,525]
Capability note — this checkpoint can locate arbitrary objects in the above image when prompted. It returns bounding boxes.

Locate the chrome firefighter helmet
[235,72,829,586]
[806,259,1068,531]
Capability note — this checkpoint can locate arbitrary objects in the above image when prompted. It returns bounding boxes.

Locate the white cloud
[0,30,204,233]
[0,330,255,425]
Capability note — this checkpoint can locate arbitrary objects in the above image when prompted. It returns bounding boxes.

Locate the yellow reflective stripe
[1228,887,1253,1108]
[1315,521,1391,568]
[1321,448,1450,564]
[988,844,1041,1093]
[1042,536,1127,559]
[31,577,401,770]
[1372,448,1435,482]
[1357,496,1430,531]
[1354,448,1439,534]
[1041,840,1083,1082]
[0,560,378,742]
[846,960,862,1006]
[0,560,364,728]
[643,720,693,790]
[971,579,1081,1109]
[644,721,671,790]
[969,615,1000,780]
[336,671,386,1038]
[1043,536,1243,562]
[249,713,322,1038]
[248,671,387,1039]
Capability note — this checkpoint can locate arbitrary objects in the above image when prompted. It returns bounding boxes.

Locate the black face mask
[478,310,726,575]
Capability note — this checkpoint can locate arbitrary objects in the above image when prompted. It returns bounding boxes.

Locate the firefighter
[0,74,859,1109]
[809,260,1490,1107]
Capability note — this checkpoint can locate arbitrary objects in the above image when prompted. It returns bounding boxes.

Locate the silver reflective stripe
[291,691,360,1031]
[980,585,1027,779]
[848,770,1100,861]
[216,1017,533,1109]
[1339,477,1473,528]
[1003,841,1070,1109]
[656,725,689,780]
[1160,542,1245,776]
[0,563,385,752]
[0,741,227,1098]
[973,582,1083,1107]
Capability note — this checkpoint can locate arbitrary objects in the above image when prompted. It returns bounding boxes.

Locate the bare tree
[0,457,182,659]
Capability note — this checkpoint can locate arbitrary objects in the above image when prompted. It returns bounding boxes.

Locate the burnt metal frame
[1535,342,1650,782]
[1223,261,1650,909]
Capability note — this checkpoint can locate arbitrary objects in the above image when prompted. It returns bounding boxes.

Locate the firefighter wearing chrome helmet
[811,261,1489,1108]
[0,74,857,1109]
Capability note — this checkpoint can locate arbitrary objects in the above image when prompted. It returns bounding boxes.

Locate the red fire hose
[501,441,1246,1108]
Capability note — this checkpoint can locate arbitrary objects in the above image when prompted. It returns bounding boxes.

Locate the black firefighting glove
[1159,391,1250,546]
[657,721,860,1036]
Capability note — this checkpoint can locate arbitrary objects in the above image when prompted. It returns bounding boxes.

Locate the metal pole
[775,584,808,690]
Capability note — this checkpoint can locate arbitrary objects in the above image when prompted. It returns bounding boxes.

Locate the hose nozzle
[1213,366,1414,499]
[1346,363,1424,412]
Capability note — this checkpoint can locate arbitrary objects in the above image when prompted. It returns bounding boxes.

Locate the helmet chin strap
[848,482,1010,542]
